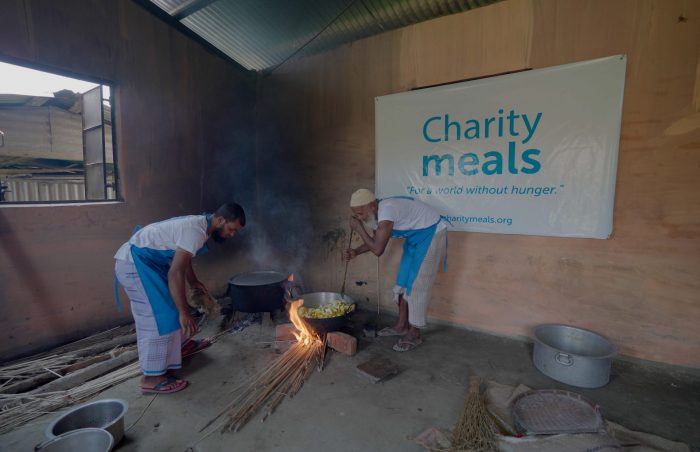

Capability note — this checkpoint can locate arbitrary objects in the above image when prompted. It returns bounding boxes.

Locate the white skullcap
[350,189,376,207]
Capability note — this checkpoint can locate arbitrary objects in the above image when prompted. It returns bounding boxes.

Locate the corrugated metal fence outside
[3,177,116,202]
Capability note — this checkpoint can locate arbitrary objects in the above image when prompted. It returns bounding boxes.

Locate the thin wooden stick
[318,335,328,371]
[0,362,141,433]
[203,338,324,434]
[340,229,354,295]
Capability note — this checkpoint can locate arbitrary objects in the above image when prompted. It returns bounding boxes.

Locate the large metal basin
[533,324,616,388]
[36,428,114,452]
[46,399,128,445]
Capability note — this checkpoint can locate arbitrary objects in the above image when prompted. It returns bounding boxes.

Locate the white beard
[364,213,378,230]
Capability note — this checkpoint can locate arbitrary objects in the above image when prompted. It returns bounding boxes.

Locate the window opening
[0,61,118,203]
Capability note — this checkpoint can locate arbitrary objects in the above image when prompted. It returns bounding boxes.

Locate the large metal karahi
[299,292,355,334]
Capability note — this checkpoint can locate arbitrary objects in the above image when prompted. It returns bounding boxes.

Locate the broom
[451,376,497,451]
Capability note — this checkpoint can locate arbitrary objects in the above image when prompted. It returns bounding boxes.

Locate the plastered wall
[256,0,700,367]
[0,0,256,361]
[1,0,698,367]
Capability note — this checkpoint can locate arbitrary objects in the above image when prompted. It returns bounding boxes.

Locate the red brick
[276,323,298,341]
[327,332,357,356]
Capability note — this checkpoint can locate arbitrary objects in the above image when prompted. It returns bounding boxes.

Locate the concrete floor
[2,310,699,451]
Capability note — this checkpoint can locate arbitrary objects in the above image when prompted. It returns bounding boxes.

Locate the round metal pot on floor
[533,324,617,388]
[45,399,128,445]
[36,428,114,452]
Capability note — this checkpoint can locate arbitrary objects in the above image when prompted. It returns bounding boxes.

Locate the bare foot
[377,326,409,337]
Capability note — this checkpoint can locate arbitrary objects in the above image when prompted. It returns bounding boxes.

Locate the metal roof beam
[171,0,219,20]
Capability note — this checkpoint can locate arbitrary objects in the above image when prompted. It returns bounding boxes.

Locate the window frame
[0,55,121,205]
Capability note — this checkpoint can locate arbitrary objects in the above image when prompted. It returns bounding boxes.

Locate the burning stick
[318,335,328,371]
[201,299,327,434]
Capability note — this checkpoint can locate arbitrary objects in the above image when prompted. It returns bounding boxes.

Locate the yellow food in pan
[298,300,355,319]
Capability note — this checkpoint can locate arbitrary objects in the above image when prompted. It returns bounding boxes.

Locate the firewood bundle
[202,336,327,433]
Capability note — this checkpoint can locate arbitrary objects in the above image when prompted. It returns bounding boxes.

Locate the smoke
[202,77,313,278]
[251,118,313,275]
[206,88,313,280]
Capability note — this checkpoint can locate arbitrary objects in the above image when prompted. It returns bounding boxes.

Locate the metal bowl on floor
[45,399,128,445]
[533,324,617,388]
[299,292,355,334]
[35,428,114,452]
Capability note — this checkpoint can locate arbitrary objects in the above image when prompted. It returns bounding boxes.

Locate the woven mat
[413,380,690,452]
[486,381,690,452]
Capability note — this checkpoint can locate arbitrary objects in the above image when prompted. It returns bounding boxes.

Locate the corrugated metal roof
[148,0,501,72]
[150,0,188,12]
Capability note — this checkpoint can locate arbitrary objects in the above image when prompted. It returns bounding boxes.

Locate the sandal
[377,327,408,337]
[141,375,188,394]
[181,338,212,358]
[392,337,423,352]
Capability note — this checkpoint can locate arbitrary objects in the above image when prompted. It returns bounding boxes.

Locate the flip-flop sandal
[141,376,188,394]
[392,338,423,352]
[377,327,408,337]
[182,338,213,358]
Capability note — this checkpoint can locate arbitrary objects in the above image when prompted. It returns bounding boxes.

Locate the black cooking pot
[299,292,356,334]
[227,271,287,313]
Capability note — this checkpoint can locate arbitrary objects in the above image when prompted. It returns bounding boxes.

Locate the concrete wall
[0,0,256,361]
[256,0,700,367]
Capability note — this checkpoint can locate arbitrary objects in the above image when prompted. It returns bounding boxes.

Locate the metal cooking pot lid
[229,271,288,286]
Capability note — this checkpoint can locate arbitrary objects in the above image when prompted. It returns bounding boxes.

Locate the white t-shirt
[114,215,209,263]
[377,198,446,232]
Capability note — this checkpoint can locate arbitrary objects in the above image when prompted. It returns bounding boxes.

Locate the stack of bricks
[275,323,357,356]
[325,331,357,356]
[275,323,297,342]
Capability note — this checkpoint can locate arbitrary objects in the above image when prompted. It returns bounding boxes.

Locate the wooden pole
[340,229,354,295]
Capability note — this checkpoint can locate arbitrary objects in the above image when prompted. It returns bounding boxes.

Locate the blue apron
[382,196,449,295]
[114,217,210,335]
[392,222,439,296]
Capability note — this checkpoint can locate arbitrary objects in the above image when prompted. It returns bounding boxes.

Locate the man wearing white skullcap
[350,188,376,208]
[344,189,447,352]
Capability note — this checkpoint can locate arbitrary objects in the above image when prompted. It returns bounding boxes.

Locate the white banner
[375,55,626,238]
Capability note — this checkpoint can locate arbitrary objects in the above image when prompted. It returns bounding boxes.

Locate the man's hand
[189,280,207,293]
[343,248,357,262]
[349,216,364,233]
[179,310,198,338]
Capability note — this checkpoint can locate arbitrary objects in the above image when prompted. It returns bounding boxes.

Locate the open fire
[288,298,320,346]
[201,292,327,434]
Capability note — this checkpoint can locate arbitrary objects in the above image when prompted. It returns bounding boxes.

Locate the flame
[288,298,318,346]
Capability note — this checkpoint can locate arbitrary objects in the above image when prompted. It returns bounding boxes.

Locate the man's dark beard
[211,227,227,243]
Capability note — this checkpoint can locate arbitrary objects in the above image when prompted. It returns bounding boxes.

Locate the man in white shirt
[344,189,446,352]
[114,202,245,393]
